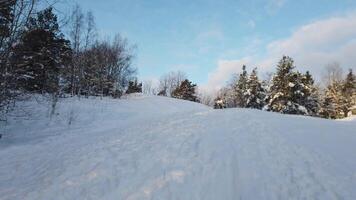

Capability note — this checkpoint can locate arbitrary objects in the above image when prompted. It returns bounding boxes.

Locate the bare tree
[322,62,343,86]
[142,80,157,95]
[69,3,83,53]
[197,88,215,106]
[84,10,96,49]
[158,71,187,96]
[66,4,84,96]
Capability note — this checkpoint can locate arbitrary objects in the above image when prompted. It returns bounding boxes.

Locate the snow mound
[1,95,356,200]
[339,115,356,121]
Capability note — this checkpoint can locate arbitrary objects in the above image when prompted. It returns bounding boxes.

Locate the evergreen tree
[172,79,198,102]
[320,82,343,119]
[234,65,248,107]
[300,71,320,116]
[265,56,317,115]
[286,72,310,115]
[0,0,16,114]
[245,68,265,109]
[341,69,356,117]
[126,79,142,94]
[11,7,72,94]
[0,0,15,40]
[265,56,295,113]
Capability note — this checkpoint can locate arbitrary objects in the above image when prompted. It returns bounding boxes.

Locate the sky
[63,0,356,93]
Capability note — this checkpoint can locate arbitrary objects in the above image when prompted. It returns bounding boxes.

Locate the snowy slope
[1,95,356,200]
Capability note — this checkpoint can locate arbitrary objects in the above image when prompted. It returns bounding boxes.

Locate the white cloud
[203,12,356,94]
[201,57,251,94]
[263,12,356,75]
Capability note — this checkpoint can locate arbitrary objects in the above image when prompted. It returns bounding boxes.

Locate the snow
[339,115,356,121]
[288,82,295,87]
[1,95,356,200]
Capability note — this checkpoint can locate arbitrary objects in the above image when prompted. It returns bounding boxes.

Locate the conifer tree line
[215,56,356,119]
[0,1,138,119]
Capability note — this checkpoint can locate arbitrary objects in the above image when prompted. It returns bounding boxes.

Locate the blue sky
[66,0,356,91]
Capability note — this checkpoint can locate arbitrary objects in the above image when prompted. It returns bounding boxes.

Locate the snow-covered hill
[1,95,355,200]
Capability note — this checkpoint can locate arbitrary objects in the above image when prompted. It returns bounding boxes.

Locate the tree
[217,74,239,108]
[126,79,142,94]
[320,82,343,119]
[265,56,317,115]
[158,71,186,97]
[285,71,315,115]
[322,62,343,87]
[172,79,198,102]
[265,56,295,113]
[0,0,16,116]
[142,80,156,95]
[0,0,37,119]
[245,68,266,109]
[0,0,15,40]
[341,69,356,117]
[319,64,346,119]
[78,35,136,97]
[234,65,248,107]
[300,71,320,116]
[11,7,72,94]
[214,97,226,109]
[67,4,84,96]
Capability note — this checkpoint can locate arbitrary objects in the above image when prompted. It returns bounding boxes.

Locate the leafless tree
[66,4,84,95]
[84,10,96,49]
[322,62,343,86]
[142,80,157,95]
[158,71,186,96]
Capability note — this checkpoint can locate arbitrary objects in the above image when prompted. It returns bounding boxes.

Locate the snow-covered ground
[1,95,355,200]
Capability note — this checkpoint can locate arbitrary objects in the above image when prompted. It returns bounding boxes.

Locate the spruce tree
[126,79,142,94]
[11,7,72,94]
[172,79,198,102]
[265,56,295,113]
[235,65,248,107]
[265,56,317,115]
[300,71,319,116]
[245,68,265,109]
[341,69,356,117]
[320,82,343,119]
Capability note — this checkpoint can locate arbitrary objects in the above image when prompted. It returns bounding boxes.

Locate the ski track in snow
[0,95,355,200]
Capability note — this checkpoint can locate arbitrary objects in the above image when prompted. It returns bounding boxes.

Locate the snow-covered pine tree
[172,79,198,102]
[265,56,316,115]
[245,68,265,109]
[234,65,248,107]
[11,7,72,94]
[265,56,295,113]
[213,97,226,109]
[284,72,317,115]
[341,69,356,117]
[320,82,343,119]
[300,71,320,116]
